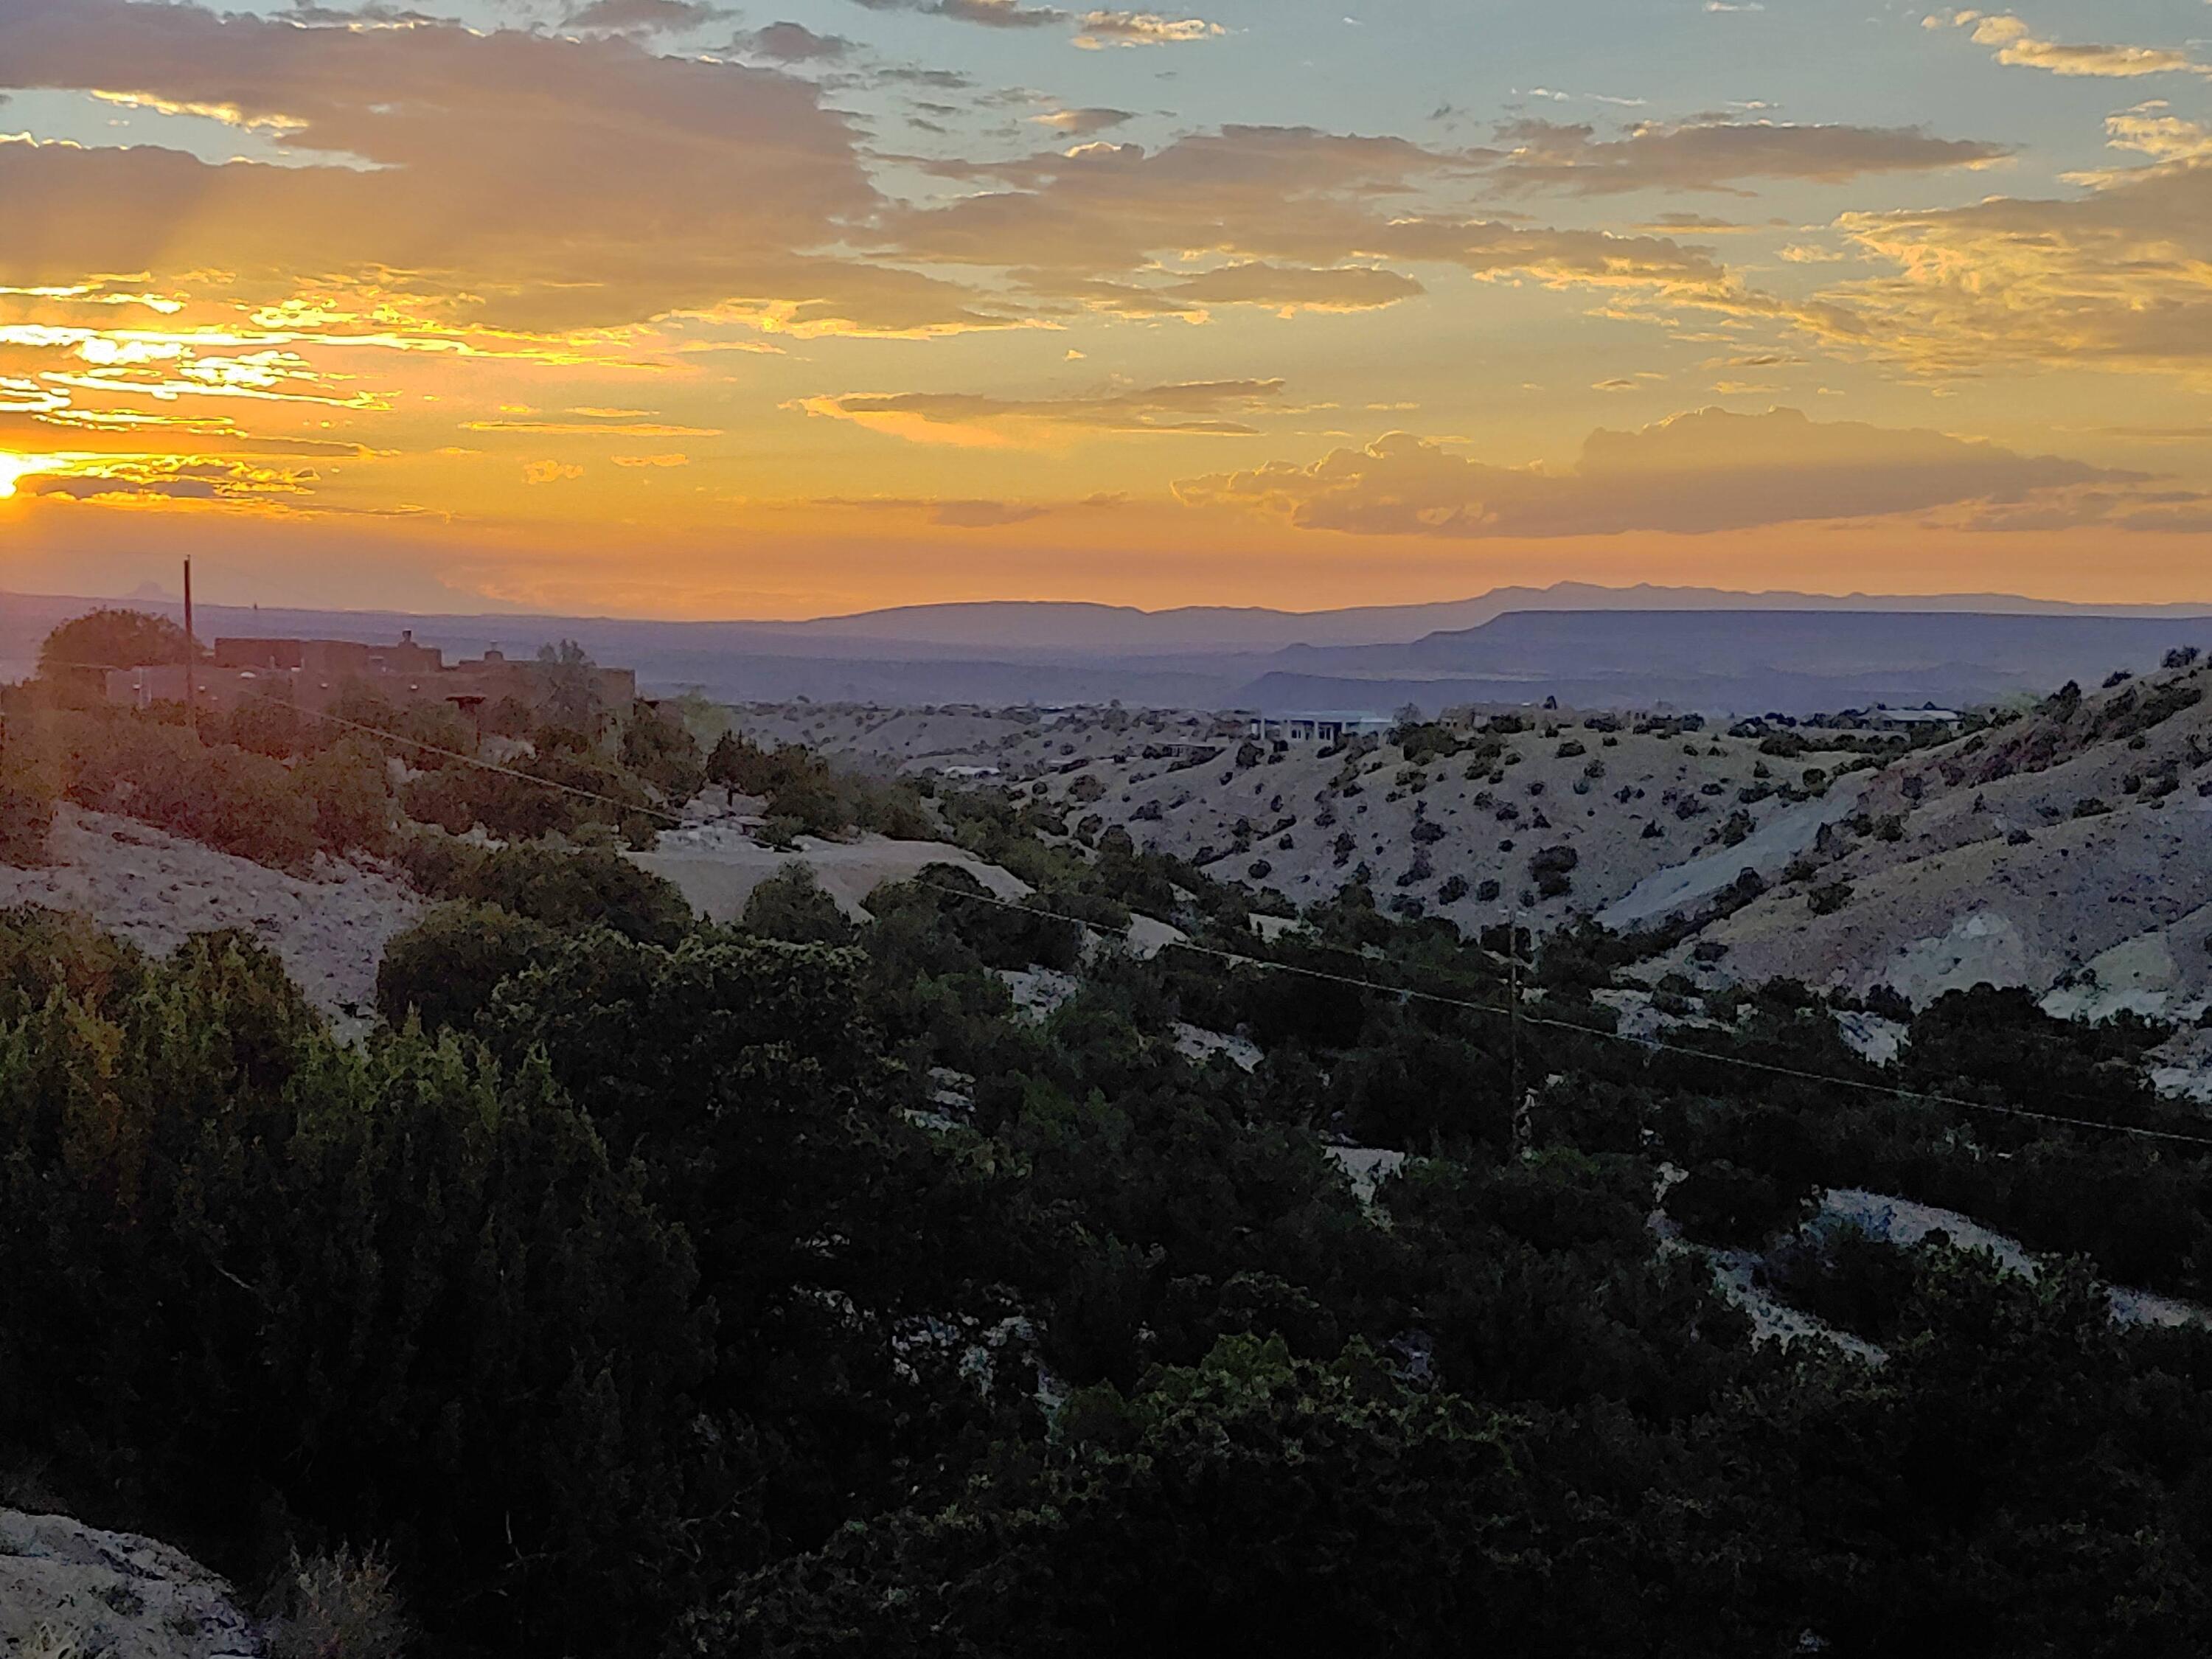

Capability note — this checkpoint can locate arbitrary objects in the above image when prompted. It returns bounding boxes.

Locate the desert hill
[1652,658,2212,1023]
[734,700,1878,933]
[740,653,2212,1074]
[0,804,420,1035]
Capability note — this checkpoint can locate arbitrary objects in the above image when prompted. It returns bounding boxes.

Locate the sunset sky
[2,0,2211,617]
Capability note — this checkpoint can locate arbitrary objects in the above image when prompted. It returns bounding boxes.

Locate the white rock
[0,1509,260,1659]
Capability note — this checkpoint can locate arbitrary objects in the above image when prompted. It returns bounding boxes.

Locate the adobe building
[103,631,637,720]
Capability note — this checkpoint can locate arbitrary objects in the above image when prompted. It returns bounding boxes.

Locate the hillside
[13,708,2212,1656]
[737,700,1880,933]
[15,650,2212,1655]
[740,660,2212,1101]
[1652,658,2212,1013]
[0,804,420,1034]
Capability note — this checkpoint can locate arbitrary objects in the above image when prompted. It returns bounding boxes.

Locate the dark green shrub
[392,832,694,945]
[740,863,856,946]
[376,902,560,1032]
[1666,1160,1817,1247]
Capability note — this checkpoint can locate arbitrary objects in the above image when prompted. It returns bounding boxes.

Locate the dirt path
[633,821,1031,922]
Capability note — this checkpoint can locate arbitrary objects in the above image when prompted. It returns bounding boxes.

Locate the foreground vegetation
[3,827,2212,1654]
[10,619,2212,1655]
[0,627,945,872]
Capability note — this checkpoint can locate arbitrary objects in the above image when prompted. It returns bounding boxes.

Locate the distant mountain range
[765,585,2212,657]
[7,582,2211,717]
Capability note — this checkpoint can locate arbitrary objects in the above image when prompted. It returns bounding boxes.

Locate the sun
[0,454,24,500]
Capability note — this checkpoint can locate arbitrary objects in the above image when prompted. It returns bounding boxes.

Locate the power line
[27,668,2212,1150]
[905,879,2212,1151]
[32,664,698,825]
[308,703,695,824]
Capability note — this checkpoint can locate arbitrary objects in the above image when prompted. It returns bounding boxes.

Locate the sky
[1,0,2211,618]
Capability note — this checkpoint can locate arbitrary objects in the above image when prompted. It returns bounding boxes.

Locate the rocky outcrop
[0,805,422,1041]
[0,1509,258,1659]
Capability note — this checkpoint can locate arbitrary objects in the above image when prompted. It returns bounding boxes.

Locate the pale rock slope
[0,1509,258,1659]
[737,702,1871,934]
[1666,658,2212,1017]
[0,805,420,1032]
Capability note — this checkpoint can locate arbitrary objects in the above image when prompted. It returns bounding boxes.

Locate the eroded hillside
[1662,658,2212,1020]
[737,700,1890,933]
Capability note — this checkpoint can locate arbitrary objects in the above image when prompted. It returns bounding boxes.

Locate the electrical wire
[901,879,2212,1150]
[24,665,2212,1149]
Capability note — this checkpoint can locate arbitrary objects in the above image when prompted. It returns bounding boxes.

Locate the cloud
[464,419,720,436]
[0,0,996,336]
[611,452,690,466]
[922,498,1051,526]
[1942,487,2212,534]
[2065,105,2212,183]
[564,0,730,34]
[1172,406,2143,537]
[1931,12,2209,79]
[1136,262,1426,318]
[877,125,1767,321]
[846,0,1068,27]
[1818,131,2212,374]
[21,455,318,504]
[1032,107,1136,134]
[739,22,855,60]
[1634,212,1773,232]
[795,378,1288,445]
[1071,10,1224,48]
[811,493,1125,525]
[524,459,585,483]
[1485,116,2011,195]
[844,0,1220,48]
[0,12,1815,351]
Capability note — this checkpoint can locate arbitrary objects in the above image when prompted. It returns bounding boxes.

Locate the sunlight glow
[0,454,25,499]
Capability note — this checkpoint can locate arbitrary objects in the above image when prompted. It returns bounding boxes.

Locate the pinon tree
[38,607,196,675]
[0,926,726,1655]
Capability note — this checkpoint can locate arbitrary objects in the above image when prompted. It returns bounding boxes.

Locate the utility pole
[1507,896,1523,1124]
[182,556,197,736]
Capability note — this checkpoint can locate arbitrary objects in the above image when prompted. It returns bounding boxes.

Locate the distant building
[211,633,443,678]
[103,631,638,720]
[1246,712,1397,745]
[1856,705,1961,731]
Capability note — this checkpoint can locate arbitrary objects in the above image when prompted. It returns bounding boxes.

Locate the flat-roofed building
[102,633,637,720]
[1245,712,1397,745]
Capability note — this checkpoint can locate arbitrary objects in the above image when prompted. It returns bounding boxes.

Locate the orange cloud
[793,379,1289,445]
[1820,143,2212,375]
[0,0,919,335]
[813,495,1066,526]
[1174,407,2171,537]
[877,125,1786,325]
